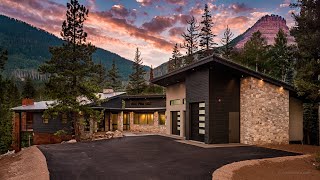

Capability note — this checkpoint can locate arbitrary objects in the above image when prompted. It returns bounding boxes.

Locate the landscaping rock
[113,130,123,138]
[67,139,77,143]
[105,131,114,139]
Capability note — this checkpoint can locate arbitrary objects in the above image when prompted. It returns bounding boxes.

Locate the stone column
[166,111,171,135]
[180,110,185,137]
[118,111,123,131]
[154,111,159,127]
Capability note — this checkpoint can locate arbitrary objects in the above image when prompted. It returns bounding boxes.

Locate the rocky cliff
[233,14,295,48]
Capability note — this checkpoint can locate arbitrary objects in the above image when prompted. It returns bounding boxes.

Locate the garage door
[190,102,205,142]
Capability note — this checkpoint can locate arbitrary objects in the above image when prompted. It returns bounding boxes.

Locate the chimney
[103,89,114,94]
[22,98,34,106]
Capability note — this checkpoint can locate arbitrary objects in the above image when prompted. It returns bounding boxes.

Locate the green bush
[21,132,33,148]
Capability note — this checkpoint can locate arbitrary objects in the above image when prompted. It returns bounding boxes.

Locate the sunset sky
[0,0,298,66]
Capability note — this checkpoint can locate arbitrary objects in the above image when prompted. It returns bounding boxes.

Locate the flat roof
[12,92,127,111]
[151,54,295,92]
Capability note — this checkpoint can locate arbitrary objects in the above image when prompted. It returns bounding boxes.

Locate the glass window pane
[159,113,166,125]
[134,114,139,124]
[147,114,154,125]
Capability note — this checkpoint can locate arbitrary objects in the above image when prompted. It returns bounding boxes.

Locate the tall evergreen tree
[96,60,107,90]
[241,31,269,72]
[0,48,8,71]
[199,4,217,52]
[39,0,102,140]
[168,43,182,72]
[127,48,146,95]
[290,0,320,102]
[181,16,199,64]
[0,50,20,153]
[107,60,122,91]
[269,29,292,81]
[220,25,234,58]
[22,77,36,99]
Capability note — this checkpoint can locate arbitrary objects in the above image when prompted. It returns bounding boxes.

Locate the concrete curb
[212,154,311,180]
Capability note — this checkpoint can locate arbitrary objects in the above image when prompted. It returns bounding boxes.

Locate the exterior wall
[240,77,290,145]
[129,111,166,134]
[289,97,303,142]
[125,97,166,108]
[165,82,186,137]
[32,112,72,134]
[209,66,240,144]
[186,68,210,142]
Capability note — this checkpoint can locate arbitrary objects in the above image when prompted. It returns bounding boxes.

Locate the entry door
[123,113,130,131]
[190,103,205,142]
[229,112,240,143]
[171,111,180,135]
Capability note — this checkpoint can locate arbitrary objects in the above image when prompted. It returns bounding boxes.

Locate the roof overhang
[152,54,296,93]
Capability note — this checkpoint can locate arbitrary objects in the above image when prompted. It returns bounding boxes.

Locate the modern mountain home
[11,91,166,148]
[152,55,304,145]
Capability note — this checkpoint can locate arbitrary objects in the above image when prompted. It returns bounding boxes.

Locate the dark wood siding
[124,98,165,108]
[185,68,210,143]
[32,112,72,134]
[209,64,240,144]
[100,97,123,108]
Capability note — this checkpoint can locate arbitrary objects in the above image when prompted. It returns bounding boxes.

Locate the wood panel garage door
[190,102,205,142]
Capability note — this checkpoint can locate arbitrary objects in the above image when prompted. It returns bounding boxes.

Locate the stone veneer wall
[240,77,289,145]
[129,112,166,134]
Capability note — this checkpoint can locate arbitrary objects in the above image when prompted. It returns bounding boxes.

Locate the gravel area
[227,144,320,180]
[0,146,49,180]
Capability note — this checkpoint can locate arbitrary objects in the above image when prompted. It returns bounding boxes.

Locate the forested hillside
[0,14,148,80]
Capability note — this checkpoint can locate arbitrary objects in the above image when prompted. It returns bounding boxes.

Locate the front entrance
[171,111,180,135]
[190,102,205,142]
[123,113,130,131]
[228,112,240,143]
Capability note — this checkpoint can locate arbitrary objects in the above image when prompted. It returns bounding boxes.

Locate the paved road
[38,135,298,180]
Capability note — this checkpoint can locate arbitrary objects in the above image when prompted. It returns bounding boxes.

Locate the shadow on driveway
[38,135,299,180]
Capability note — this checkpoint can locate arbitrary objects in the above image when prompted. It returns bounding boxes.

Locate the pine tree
[96,60,107,90]
[168,43,182,72]
[22,77,36,99]
[220,25,234,58]
[107,60,122,91]
[38,0,102,140]
[291,0,320,102]
[0,48,8,71]
[199,4,217,52]
[241,31,269,72]
[0,50,20,154]
[127,48,146,95]
[269,29,292,81]
[181,16,199,64]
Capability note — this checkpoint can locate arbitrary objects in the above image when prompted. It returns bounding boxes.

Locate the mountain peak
[233,14,295,48]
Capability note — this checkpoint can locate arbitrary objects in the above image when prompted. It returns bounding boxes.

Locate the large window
[111,113,118,130]
[159,112,166,125]
[134,113,154,125]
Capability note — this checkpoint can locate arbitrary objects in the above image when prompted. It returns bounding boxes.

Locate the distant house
[152,54,304,145]
[11,91,166,150]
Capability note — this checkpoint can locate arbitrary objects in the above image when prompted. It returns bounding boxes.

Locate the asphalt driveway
[38,135,299,180]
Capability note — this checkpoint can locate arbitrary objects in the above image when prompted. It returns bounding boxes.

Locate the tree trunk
[73,112,81,141]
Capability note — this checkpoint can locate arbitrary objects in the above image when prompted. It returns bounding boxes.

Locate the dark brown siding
[209,64,240,144]
[124,98,165,108]
[100,97,123,108]
[185,68,210,143]
[33,113,72,134]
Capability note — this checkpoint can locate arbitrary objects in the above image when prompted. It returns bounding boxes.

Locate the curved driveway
[38,135,298,180]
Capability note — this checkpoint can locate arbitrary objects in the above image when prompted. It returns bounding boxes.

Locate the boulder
[113,130,123,138]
